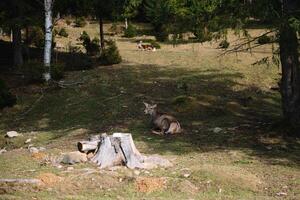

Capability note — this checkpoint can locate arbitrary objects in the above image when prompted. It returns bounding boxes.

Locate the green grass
[0,22,299,199]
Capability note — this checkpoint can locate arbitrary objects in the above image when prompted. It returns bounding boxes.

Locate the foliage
[0,79,16,109]
[74,17,87,27]
[66,19,72,25]
[22,61,65,83]
[58,28,68,37]
[124,23,137,38]
[257,35,272,44]
[79,31,100,56]
[150,40,161,49]
[27,26,45,48]
[99,40,122,65]
[219,40,230,49]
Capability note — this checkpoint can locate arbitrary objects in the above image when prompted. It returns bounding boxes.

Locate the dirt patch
[31,152,47,160]
[37,173,63,186]
[135,177,167,193]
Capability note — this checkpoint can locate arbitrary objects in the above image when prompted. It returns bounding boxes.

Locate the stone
[0,148,7,155]
[61,151,87,165]
[25,138,32,144]
[134,170,140,176]
[213,127,222,133]
[6,131,21,138]
[29,147,39,153]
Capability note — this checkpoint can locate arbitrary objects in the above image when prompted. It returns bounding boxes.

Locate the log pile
[77,133,172,169]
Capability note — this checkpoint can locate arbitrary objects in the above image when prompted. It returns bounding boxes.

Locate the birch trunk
[125,18,128,29]
[44,0,53,81]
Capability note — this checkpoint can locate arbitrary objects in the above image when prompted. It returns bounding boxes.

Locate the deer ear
[153,104,157,108]
[143,102,149,107]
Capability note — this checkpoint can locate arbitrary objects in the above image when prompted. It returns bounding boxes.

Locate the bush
[154,26,169,42]
[28,26,44,48]
[58,28,68,37]
[219,40,230,49]
[79,31,100,56]
[22,61,65,83]
[0,79,16,109]
[257,35,272,44]
[74,17,87,27]
[66,19,72,25]
[99,40,122,65]
[124,24,137,38]
[150,41,161,49]
[193,28,212,42]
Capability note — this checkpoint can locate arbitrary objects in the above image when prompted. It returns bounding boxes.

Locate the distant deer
[143,102,182,135]
[137,41,156,51]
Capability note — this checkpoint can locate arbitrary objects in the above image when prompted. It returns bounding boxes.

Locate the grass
[0,20,299,199]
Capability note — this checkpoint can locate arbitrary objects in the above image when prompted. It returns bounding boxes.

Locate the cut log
[77,140,99,152]
[0,178,41,184]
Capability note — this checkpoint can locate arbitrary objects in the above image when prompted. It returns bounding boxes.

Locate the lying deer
[137,41,156,51]
[143,102,182,135]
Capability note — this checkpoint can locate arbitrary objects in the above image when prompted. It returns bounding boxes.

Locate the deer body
[144,103,182,135]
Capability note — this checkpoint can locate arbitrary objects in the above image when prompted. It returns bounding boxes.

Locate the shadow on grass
[1,60,299,168]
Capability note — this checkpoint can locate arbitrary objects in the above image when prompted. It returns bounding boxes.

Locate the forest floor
[0,20,299,200]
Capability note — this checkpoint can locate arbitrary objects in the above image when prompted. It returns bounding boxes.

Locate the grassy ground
[0,20,299,200]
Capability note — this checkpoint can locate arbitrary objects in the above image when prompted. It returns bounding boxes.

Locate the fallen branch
[0,178,41,184]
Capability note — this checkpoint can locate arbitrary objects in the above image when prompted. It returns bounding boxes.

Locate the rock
[0,148,7,155]
[134,170,140,176]
[213,127,222,133]
[61,151,87,165]
[25,138,32,144]
[183,173,190,178]
[178,180,198,194]
[6,131,21,138]
[143,155,173,169]
[87,152,94,159]
[29,147,39,153]
[67,167,74,171]
[276,192,287,196]
[39,147,46,151]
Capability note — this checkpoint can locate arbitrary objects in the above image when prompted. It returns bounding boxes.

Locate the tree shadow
[1,58,299,168]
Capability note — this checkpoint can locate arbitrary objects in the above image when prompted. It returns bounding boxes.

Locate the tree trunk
[12,26,23,68]
[44,0,53,82]
[279,0,300,133]
[99,17,104,51]
[125,18,128,29]
[90,133,172,169]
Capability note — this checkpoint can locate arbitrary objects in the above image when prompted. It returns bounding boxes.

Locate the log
[77,140,99,152]
[0,178,41,184]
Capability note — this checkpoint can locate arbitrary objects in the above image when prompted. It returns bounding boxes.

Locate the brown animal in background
[137,41,156,51]
[143,102,182,135]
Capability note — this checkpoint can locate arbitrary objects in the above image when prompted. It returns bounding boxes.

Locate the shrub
[124,24,137,38]
[150,40,161,49]
[0,79,16,109]
[79,31,100,56]
[257,35,272,44]
[74,17,87,27]
[66,19,72,25]
[58,28,68,37]
[22,61,65,83]
[28,26,44,48]
[154,26,169,42]
[193,27,212,42]
[99,40,122,65]
[219,40,230,49]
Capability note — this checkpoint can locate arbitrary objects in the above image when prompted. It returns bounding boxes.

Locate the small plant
[79,31,100,56]
[124,24,137,38]
[0,79,16,109]
[58,28,68,37]
[257,35,272,44]
[99,40,122,65]
[74,17,87,27]
[66,19,72,25]
[219,40,230,49]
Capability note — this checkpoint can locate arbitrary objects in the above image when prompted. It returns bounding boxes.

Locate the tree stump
[91,133,145,169]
